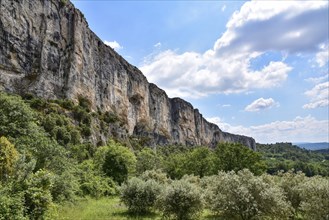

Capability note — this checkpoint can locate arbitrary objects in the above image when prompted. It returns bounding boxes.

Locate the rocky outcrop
[0,0,256,150]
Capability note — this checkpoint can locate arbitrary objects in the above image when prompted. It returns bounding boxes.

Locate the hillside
[0,0,255,149]
[257,142,329,176]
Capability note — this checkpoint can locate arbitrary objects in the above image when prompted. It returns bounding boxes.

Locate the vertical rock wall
[0,0,256,150]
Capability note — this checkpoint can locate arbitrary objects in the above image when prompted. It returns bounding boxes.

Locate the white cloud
[154,42,162,48]
[222,104,231,108]
[104,40,123,50]
[303,81,329,109]
[215,1,328,53]
[207,115,329,143]
[316,43,329,67]
[141,1,327,98]
[141,50,291,98]
[245,98,279,112]
[221,5,226,12]
[305,74,328,84]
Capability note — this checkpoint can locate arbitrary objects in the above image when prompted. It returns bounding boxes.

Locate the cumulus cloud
[104,40,123,50]
[207,115,329,143]
[140,1,327,98]
[245,98,279,112]
[303,81,329,109]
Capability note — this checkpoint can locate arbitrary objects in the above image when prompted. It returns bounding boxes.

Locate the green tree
[183,147,215,177]
[214,142,266,174]
[136,148,162,174]
[95,141,136,184]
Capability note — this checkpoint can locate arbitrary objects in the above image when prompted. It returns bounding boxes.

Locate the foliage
[140,169,170,185]
[24,170,54,219]
[120,177,161,213]
[0,136,19,181]
[157,179,203,220]
[95,141,136,184]
[214,142,267,175]
[182,147,215,177]
[77,160,117,198]
[204,169,292,220]
[298,176,329,220]
[258,142,329,176]
[136,148,162,174]
[0,182,26,220]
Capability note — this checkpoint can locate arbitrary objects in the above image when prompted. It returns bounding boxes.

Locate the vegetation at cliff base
[0,91,328,220]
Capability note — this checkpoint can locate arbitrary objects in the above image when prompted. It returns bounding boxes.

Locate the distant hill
[294,142,329,151]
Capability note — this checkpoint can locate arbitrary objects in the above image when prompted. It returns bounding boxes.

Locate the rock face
[0,0,256,150]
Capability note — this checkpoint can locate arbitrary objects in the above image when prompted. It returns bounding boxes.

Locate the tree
[96,141,136,184]
[136,148,162,174]
[183,147,215,177]
[0,136,19,181]
[214,142,266,174]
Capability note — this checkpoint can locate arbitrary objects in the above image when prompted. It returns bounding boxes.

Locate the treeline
[258,142,329,176]
[0,92,328,219]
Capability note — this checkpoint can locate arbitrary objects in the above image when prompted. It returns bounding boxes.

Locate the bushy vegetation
[120,177,161,213]
[258,142,329,176]
[0,92,328,220]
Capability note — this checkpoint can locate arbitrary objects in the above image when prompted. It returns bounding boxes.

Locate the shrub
[24,170,54,219]
[120,177,161,213]
[298,176,329,220]
[78,160,117,198]
[277,170,306,216]
[157,179,203,220]
[0,136,19,181]
[204,169,292,220]
[140,169,170,185]
[0,182,26,220]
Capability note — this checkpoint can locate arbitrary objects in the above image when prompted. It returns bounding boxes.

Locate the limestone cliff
[0,0,256,149]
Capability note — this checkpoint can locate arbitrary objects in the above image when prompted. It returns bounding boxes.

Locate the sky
[71,0,329,144]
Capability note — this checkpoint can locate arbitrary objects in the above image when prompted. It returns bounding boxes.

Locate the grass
[51,196,226,220]
[51,197,161,220]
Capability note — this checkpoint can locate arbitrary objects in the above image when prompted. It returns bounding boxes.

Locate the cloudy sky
[72,0,328,144]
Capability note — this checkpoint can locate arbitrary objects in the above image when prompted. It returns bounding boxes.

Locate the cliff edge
[0,0,256,149]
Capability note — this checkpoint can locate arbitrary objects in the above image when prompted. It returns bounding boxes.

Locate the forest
[0,91,328,220]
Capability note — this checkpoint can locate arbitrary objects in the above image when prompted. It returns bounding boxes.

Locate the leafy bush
[95,141,136,184]
[298,176,329,220]
[0,182,26,220]
[157,179,203,220]
[140,169,170,185]
[120,177,161,213]
[0,136,19,181]
[204,169,292,220]
[24,170,54,219]
[78,160,117,198]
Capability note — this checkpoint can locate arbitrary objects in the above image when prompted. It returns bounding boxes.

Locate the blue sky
[72,0,328,143]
